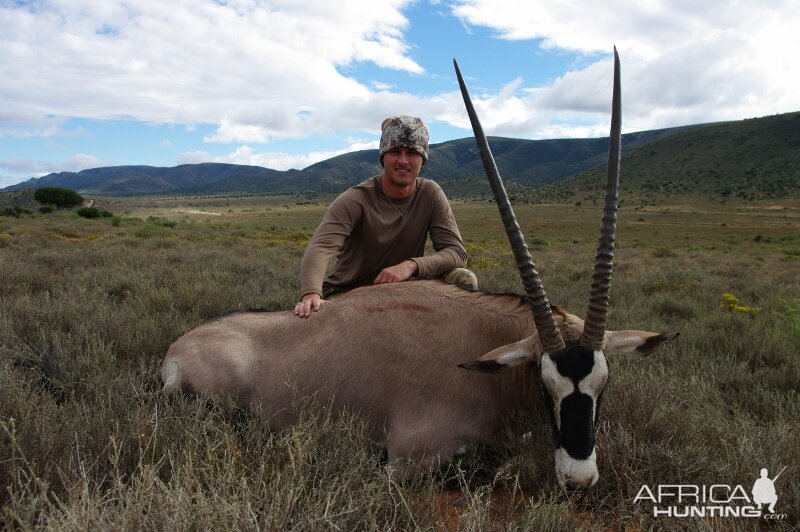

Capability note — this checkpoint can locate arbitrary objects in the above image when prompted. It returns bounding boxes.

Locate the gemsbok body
[162,49,678,489]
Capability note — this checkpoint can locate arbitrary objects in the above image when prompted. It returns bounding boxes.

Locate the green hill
[532,112,800,203]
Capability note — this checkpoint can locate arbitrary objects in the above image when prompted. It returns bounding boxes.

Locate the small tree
[34,187,84,209]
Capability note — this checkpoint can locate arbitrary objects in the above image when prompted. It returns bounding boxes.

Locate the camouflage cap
[379,115,429,165]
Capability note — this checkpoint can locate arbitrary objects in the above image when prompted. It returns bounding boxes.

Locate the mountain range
[4,111,799,200]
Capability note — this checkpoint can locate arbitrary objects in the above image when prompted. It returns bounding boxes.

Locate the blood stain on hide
[364,303,432,313]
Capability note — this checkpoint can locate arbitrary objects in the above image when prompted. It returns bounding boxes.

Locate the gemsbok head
[455,48,674,489]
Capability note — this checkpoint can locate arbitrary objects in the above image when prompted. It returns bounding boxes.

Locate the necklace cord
[380,177,417,221]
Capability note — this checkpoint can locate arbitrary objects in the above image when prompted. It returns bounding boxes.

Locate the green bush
[33,187,84,209]
[77,207,113,219]
[146,216,177,228]
[1,206,31,218]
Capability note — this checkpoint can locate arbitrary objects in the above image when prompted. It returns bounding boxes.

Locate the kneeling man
[295,115,476,318]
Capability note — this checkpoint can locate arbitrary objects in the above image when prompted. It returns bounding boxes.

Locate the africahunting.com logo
[634,467,788,520]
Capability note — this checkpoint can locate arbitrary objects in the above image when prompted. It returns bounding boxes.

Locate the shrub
[1,206,28,217]
[146,216,177,228]
[720,292,761,315]
[33,187,84,209]
[776,297,800,340]
[39,205,54,214]
[77,207,113,219]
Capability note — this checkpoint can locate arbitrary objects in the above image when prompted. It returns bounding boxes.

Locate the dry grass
[1,198,798,530]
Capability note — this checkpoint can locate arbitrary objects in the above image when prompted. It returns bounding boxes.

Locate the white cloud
[0,160,49,177]
[1,154,105,175]
[2,0,799,169]
[371,81,395,91]
[62,154,106,171]
[0,0,422,141]
[450,0,800,135]
[203,121,273,144]
[0,113,87,139]
[0,154,106,187]
[179,140,380,171]
[451,0,770,58]
[177,151,212,165]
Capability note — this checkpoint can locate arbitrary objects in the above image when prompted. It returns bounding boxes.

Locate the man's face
[382,147,423,190]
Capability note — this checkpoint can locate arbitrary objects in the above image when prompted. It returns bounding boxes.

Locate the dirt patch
[744,204,798,210]
[430,488,533,531]
[175,208,222,216]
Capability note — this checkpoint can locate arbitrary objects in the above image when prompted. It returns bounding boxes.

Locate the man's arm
[295,192,361,317]
[411,183,468,278]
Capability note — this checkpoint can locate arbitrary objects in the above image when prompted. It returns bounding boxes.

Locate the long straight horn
[454,59,565,353]
[581,47,621,350]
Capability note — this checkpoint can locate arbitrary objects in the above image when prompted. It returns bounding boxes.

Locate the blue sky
[2,0,799,188]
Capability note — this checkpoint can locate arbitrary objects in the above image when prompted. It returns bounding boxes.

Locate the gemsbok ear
[603,331,679,356]
[458,335,539,373]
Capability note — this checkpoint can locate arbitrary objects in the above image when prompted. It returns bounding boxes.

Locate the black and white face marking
[539,343,609,489]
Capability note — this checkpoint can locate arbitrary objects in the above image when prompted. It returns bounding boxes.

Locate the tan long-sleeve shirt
[300,175,467,297]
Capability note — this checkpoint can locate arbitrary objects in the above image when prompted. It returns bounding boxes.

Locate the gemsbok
[162,49,678,489]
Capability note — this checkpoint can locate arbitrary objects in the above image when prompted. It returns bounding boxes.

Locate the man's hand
[374,259,418,284]
[294,292,325,318]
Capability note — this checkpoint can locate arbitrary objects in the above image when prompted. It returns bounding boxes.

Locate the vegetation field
[1,195,798,530]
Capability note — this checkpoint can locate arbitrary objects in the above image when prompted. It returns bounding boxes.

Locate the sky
[1,0,799,188]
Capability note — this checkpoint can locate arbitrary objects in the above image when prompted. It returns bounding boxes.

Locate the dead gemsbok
[162,49,678,489]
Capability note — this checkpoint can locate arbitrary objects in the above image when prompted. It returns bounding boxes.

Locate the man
[294,115,476,318]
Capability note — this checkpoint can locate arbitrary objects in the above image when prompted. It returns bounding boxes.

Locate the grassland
[1,195,799,530]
